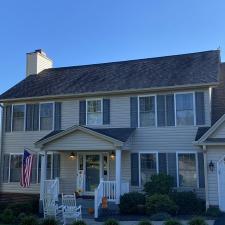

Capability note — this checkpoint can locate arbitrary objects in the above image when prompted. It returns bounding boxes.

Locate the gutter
[0,82,219,103]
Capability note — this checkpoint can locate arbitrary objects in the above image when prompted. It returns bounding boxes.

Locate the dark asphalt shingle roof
[36,127,135,143]
[205,138,225,143]
[195,127,210,141]
[0,50,220,100]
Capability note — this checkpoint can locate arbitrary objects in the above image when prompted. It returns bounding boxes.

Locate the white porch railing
[94,180,130,218]
[44,178,59,201]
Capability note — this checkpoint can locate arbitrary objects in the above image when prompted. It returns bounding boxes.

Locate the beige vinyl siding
[207,146,225,206]
[43,130,115,151]
[59,152,77,194]
[210,122,225,138]
[0,88,211,194]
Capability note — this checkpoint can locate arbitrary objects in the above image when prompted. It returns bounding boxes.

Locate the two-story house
[1,49,225,215]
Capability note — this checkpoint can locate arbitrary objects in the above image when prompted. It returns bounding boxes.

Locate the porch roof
[35,125,135,149]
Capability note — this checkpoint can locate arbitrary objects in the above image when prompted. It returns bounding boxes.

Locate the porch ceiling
[35,125,135,151]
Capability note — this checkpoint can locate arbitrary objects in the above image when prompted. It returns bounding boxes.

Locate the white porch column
[203,145,209,210]
[115,148,121,204]
[40,151,47,201]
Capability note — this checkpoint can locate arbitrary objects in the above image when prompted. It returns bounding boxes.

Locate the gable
[43,130,115,151]
[210,122,225,138]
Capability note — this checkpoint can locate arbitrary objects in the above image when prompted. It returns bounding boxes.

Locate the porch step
[98,202,119,218]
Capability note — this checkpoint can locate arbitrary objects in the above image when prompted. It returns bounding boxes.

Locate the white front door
[218,157,225,211]
[77,152,109,194]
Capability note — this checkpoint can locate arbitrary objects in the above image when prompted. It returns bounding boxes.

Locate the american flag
[20,149,33,188]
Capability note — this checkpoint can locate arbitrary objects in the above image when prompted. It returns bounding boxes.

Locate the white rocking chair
[62,193,82,225]
[43,196,61,219]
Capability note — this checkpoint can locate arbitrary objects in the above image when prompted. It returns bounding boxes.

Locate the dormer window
[86,99,103,125]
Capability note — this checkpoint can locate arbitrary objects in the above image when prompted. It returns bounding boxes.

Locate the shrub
[7,202,33,216]
[206,206,223,217]
[144,173,174,196]
[0,208,15,224]
[20,215,39,225]
[145,194,178,215]
[17,213,27,224]
[41,217,58,225]
[119,192,145,214]
[150,212,171,221]
[103,219,120,225]
[138,220,153,225]
[72,221,87,225]
[188,217,208,225]
[170,191,205,215]
[164,219,183,225]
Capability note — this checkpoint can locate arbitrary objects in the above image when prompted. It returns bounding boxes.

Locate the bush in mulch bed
[170,191,205,215]
[205,206,224,218]
[188,217,208,225]
[138,220,153,225]
[103,219,120,225]
[119,192,146,214]
[19,215,39,225]
[145,194,178,216]
[0,208,15,224]
[164,219,183,225]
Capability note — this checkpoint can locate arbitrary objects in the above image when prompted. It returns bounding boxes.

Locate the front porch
[35,125,134,218]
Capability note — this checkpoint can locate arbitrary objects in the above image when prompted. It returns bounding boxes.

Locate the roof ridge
[42,49,219,72]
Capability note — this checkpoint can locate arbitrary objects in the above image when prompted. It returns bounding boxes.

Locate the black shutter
[54,102,61,130]
[130,97,138,128]
[158,153,167,174]
[131,153,139,186]
[2,154,9,182]
[195,92,205,125]
[26,104,33,131]
[167,153,177,187]
[53,153,60,178]
[79,100,86,125]
[33,104,39,131]
[166,94,175,126]
[198,152,205,188]
[31,154,37,183]
[157,95,166,126]
[103,99,110,124]
[5,105,12,132]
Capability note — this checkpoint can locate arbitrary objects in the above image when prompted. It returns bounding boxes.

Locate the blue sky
[0,0,225,94]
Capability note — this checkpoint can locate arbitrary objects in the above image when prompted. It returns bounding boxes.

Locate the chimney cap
[34,49,46,56]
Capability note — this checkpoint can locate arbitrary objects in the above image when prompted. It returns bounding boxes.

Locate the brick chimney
[26,49,53,76]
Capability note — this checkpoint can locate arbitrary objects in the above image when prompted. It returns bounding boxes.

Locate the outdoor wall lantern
[209,160,215,172]
[110,151,115,160]
[69,152,76,160]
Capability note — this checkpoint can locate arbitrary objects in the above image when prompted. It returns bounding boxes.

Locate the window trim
[12,104,26,132]
[136,151,159,187]
[174,91,196,127]
[176,151,199,188]
[86,98,103,125]
[39,102,55,131]
[138,95,157,128]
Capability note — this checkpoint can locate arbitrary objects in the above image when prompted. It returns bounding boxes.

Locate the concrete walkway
[83,219,215,225]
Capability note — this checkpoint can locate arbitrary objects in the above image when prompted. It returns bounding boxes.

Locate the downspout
[0,104,4,193]
[203,145,209,210]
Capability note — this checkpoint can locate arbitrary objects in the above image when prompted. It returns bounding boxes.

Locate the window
[40,103,53,130]
[87,99,102,125]
[12,105,25,131]
[10,154,22,182]
[178,153,197,187]
[176,93,194,126]
[139,96,155,127]
[140,153,157,185]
